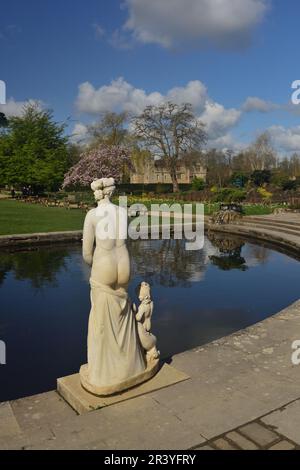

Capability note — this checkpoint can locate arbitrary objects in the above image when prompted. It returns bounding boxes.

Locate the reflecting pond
[1,234,300,402]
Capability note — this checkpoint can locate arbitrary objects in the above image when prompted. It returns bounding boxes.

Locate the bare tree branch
[132,102,207,192]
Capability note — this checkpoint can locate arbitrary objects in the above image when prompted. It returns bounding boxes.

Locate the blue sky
[1,0,300,154]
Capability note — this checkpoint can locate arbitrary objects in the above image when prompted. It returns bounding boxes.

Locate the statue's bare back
[83,202,130,289]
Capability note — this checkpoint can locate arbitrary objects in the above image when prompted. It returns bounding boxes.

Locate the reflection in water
[0,236,300,402]
[207,232,248,271]
[246,244,271,267]
[129,239,207,287]
[0,248,69,288]
[0,236,273,289]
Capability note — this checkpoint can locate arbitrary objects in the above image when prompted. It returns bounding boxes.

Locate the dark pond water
[0,234,300,402]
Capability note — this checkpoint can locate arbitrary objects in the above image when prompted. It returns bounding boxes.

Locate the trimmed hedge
[117,183,191,195]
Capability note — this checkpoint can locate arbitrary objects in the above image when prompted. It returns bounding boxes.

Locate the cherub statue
[134,282,160,363]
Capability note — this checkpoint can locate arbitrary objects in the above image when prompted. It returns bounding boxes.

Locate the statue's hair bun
[91,178,116,201]
[91,177,115,192]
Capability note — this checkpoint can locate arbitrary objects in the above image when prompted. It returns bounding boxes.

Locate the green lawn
[0,199,283,236]
[0,200,86,235]
[242,204,282,216]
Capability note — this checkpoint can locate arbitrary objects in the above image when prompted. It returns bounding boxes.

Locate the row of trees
[79,111,300,191]
[0,102,207,193]
[1,102,299,194]
[205,133,300,189]
[70,103,207,192]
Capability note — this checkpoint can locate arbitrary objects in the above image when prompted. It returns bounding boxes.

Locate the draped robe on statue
[85,279,146,389]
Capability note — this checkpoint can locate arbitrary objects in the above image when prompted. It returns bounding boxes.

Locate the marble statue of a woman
[79,178,159,396]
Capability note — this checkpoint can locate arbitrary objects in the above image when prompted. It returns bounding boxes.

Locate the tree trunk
[171,173,179,193]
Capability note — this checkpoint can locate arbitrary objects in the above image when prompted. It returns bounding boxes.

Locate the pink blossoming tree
[62,145,132,188]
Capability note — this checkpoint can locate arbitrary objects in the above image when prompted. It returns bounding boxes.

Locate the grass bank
[0,200,86,235]
[0,199,283,236]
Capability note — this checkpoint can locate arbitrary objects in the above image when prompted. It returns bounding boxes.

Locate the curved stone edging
[208,223,300,259]
[0,230,83,248]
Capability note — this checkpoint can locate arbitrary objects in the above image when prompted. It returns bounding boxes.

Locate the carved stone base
[57,363,190,414]
[79,359,160,397]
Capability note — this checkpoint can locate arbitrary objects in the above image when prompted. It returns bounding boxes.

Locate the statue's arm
[82,210,95,266]
[136,305,145,322]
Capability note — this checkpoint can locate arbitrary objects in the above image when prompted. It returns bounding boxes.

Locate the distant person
[11,188,15,199]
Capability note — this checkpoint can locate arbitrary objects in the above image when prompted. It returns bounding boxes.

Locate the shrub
[271,174,299,191]
[212,188,246,203]
[230,172,249,188]
[282,179,299,191]
[257,187,273,201]
[191,177,206,191]
[289,203,300,211]
[156,183,167,194]
[250,170,271,187]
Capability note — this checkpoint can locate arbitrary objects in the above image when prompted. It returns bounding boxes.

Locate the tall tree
[88,111,129,147]
[132,102,207,192]
[289,153,300,177]
[130,147,151,179]
[62,144,132,188]
[245,132,277,171]
[67,143,82,167]
[205,149,232,187]
[0,104,69,190]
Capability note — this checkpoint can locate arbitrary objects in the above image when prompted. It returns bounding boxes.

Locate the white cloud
[70,123,89,144]
[167,80,207,113]
[201,102,241,139]
[123,0,269,49]
[242,97,278,113]
[0,98,43,117]
[207,133,246,152]
[75,78,241,142]
[76,78,162,115]
[268,126,300,153]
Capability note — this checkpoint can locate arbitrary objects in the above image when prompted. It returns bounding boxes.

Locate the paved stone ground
[195,416,299,450]
[1,299,300,450]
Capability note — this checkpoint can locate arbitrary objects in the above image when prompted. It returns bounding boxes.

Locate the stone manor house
[130,158,207,185]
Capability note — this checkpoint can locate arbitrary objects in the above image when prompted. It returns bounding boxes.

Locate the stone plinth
[79,359,160,396]
[57,363,190,415]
